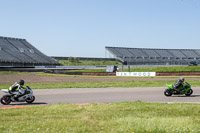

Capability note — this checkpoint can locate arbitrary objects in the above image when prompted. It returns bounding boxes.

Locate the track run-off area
[1,87,200,108]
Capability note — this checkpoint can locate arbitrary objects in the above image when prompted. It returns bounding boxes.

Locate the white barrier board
[116,72,156,76]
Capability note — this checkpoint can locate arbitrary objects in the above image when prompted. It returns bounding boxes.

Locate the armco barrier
[82,72,116,76]
[156,72,200,76]
[44,70,116,76]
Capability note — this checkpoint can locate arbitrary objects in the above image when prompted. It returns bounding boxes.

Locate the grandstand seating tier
[0,36,60,66]
[106,46,200,65]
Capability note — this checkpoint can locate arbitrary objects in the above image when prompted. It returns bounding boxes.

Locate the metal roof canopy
[105,46,200,65]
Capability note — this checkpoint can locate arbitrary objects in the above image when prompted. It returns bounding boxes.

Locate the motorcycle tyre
[25,96,35,103]
[185,89,193,96]
[164,89,172,96]
[1,95,11,105]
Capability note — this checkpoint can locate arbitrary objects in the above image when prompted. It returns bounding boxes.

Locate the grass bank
[1,101,200,133]
[58,59,121,66]
[0,71,28,74]
[128,65,200,72]
[1,80,200,89]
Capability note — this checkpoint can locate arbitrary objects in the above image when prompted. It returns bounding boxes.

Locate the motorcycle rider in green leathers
[173,77,184,94]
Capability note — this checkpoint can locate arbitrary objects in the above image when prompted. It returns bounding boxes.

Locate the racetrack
[1,87,200,107]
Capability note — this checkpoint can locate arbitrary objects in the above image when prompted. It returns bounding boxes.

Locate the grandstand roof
[105,46,200,65]
[0,36,60,66]
[106,46,200,58]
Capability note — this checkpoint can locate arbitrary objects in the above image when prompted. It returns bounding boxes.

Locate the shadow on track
[172,95,200,97]
[8,102,48,106]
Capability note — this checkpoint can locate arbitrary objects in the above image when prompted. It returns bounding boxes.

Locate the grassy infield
[1,66,200,133]
[1,102,200,133]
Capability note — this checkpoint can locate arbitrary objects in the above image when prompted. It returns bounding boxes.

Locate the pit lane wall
[116,72,200,76]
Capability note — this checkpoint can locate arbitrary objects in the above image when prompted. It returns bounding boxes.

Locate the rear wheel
[1,95,11,105]
[185,89,193,96]
[164,89,172,96]
[25,96,35,103]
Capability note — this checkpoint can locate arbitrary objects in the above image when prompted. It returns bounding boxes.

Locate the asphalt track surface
[1,87,200,107]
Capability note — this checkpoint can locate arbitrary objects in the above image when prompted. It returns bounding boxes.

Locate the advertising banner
[116,72,156,76]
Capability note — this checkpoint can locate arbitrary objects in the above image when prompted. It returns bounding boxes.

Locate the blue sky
[0,0,200,57]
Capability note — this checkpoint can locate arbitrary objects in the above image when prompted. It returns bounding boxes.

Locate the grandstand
[105,46,200,65]
[0,36,60,67]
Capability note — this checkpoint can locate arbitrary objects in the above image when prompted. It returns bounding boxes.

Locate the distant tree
[68,56,74,62]
[74,57,80,65]
[74,57,80,63]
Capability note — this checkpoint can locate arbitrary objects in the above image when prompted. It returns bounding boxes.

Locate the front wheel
[164,89,172,96]
[25,96,35,103]
[1,95,11,105]
[185,89,193,96]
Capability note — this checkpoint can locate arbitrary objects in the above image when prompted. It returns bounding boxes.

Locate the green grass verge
[58,60,122,66]
[1,80,200,89]
[66,69,107,72]
[0,101,200,133]
[0,71,28,74]
[119,65,200,72]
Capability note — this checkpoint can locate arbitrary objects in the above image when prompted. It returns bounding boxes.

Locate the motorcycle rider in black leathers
[173,77,184,94]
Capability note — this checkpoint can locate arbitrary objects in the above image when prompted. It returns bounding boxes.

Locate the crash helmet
[18,80,25,86]
[180,77,184,82]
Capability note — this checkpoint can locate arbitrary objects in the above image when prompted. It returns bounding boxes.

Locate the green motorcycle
[164,82,193,96]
